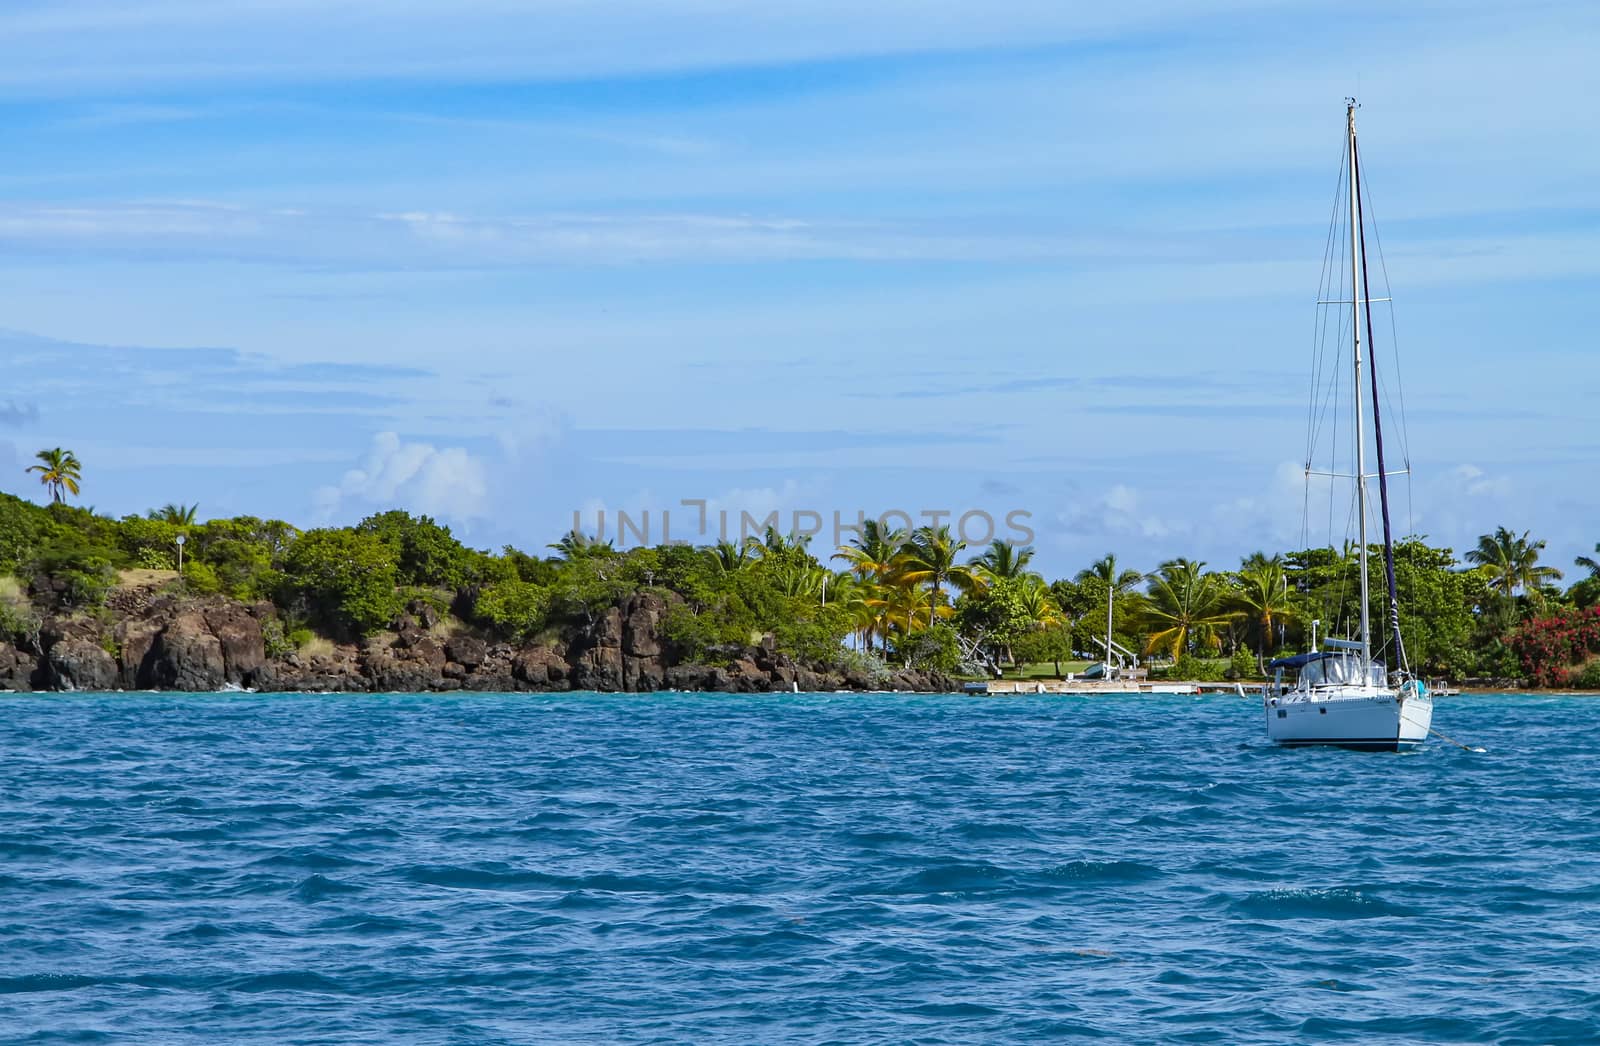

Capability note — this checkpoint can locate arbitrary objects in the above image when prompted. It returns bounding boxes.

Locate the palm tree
[894,525,981,626]
[548,530,615,559]
[1576,543,1600,579]
[824,572,877,650]
[1016,574,1063,629]
[1233,554,1296,672]
[150,503,199,526]
[1465,526,1563,599]
[1075,553,1144,659]
[769,559,828,600]
[1142,559,1233,660]
[26,448,81,503]
[869,583,943,649]
[969,539,1035,583]
[832,520,905,585]
[708,539,751,574]
[1075,553,1144,596]
[746,525,810,559]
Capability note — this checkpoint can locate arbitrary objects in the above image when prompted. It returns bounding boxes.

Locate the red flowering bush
[1510,605,1600,687]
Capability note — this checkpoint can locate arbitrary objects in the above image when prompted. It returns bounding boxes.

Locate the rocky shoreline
[0,584,957,695]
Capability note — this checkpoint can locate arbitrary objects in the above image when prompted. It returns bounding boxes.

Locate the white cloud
[1052,483,1179,546]
[1450,463,1510,499]
[315,431,489,523]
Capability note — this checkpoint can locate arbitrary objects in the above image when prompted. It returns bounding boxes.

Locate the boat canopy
[1268,651,1330,670]
[1269,650,1387,686]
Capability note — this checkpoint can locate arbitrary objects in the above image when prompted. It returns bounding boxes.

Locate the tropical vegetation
[4,449,1599,685]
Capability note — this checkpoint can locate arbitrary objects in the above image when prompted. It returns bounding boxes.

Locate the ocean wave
[1,690,1594,1042]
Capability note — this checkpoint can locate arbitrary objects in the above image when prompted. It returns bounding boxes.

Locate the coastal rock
[17,580,960,695]
[47,637,119,691]
[622,593,665,658]
[148,612,227,691]
[571,645,624,692]
[623,654,665,692]
[114,618,165,689]
[271,646,366,692]
[730,658,771,693]
[663,663,709,690]
[202,604,266,683]
[445,635,487,670]
[513,646,570,689]
[407,599,442,630]
[0,642,39,691]
[363,649,444,692]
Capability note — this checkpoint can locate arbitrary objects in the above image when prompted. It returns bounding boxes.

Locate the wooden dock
[977,679,1257,696]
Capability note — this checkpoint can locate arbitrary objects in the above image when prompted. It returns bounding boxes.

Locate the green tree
[117,515,183,570]
[1466,526,1563,601]
[1013,623,1077,676]
[894,525,981,625]
[708,539,751,574]
[26,448,81,504]
[1142,559,1233,659]
[1074,553,1145,661]
[356,510,472,589]
[1232,553,1297,671]
[1390,539,1481,678]
[954,575,1038,666]
[189,516,298,599]
[149,503,199,526]
[472,579,551,642]
[832,519,905,584]
[0,492,55,576]
[549,530,616,560]
[969,539,1035,583]
[279,529,402,636]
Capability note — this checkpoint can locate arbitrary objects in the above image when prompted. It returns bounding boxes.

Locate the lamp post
[175,533,186,577]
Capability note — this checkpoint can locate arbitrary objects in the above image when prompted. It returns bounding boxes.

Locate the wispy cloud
[0,400,39,428]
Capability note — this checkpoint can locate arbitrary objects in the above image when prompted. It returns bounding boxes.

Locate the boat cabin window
[1298,655,1386,687]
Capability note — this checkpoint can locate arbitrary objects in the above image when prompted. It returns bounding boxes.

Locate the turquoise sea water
[2,691,1597,1043]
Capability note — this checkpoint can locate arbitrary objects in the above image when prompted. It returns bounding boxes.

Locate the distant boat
[1263,101,1433,751]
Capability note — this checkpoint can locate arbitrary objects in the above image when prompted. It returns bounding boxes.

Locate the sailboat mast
[1346,99,1372,671]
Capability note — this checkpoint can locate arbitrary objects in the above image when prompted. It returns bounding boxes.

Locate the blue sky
[0,0,1596,579]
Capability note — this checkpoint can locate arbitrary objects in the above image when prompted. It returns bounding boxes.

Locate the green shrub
[180,559,222,594]
[278,528,402,637]
[0,578,41,646]
[772,607,851,666]
[117,515,181,569]
[1173,654,1232,682]
[190,516,296,599]
[658,603,715,662]
[356,510,473,589]
[834,647,891,685]
[472,579,550,642]
[1575,660,1600,689]
[34,538,115,608]
[261,618,292,659]
[0,494,53,575]
[897,624,961,674]
[1226,648,1258,680]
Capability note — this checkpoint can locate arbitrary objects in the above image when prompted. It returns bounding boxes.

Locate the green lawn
[998,661,1097,680]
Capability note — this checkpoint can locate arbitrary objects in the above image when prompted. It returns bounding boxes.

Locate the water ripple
[1,690,1597,1042]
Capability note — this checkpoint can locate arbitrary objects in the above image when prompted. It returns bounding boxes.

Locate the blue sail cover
[1267,652,1332,671]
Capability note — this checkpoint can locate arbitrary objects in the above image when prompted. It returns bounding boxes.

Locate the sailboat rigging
[1263,100,1434,750]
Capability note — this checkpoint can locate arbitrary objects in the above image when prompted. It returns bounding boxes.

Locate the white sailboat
[1263,101,1433,751]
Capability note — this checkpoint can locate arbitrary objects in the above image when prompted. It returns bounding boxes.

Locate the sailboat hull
[1265,688,1433,751]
